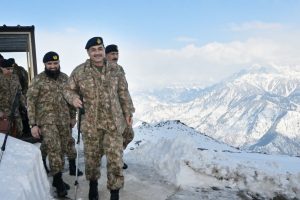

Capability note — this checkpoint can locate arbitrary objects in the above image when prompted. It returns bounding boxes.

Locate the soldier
[105,44,135,170]
[6,58,31,138]
[64,37,135,200]
[27,51,80,197]
[7,58,29,96]
[0,59,25,137]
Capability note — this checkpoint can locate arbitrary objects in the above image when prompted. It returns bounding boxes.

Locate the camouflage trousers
[123,126,134,149]
[40,124,71,175]
[82,128,124,190]
[40,128,76,160]
[14,117,23,137]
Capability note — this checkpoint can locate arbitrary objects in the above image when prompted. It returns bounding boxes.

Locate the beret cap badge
[43,51,59,63]
[85,37,104,49]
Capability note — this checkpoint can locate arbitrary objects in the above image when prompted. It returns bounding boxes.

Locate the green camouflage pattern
[63,59,135,134]
[40,128,77,160]
[40,124,70,174]
[27,71,77,174]
[27,71,76,126]
[0,73,25,136]
[83,128,124,190]
[123,126,134,149]
[63,59,134,189]
[13,65,28,96]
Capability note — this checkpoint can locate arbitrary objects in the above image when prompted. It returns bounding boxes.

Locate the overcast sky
[1,0,300,91]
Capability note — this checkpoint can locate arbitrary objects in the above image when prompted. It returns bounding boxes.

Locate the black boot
[123,163,128,169]
[69,159,83,176]
[89,180,99,200]
[52,180,70,190]
[110,189,119,200]
[42,157,50,174]
[52,172,67,197]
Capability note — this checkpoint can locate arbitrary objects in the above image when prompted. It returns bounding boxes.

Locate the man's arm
[22,68,29,96]
[117,67,135,124]
[63,72,82,108]
[26,77,42,138]
[26,78,39,126]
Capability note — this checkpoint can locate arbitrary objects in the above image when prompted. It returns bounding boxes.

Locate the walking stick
[0,90,21,165]
[74,95,84,200]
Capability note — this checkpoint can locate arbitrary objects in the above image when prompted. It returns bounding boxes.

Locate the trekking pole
[74,95,84,200]
[0,90,21,165]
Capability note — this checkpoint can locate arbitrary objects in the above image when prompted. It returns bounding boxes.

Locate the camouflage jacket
[63,59,135,134]
[13,65,29,96]
[0,73,25,117]
[27,71,76,126]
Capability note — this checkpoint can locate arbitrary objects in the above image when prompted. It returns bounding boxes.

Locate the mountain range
[132,65,300,156]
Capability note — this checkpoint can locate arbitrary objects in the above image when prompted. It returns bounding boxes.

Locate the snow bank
[126,121,300,199]
[0,133,51,200]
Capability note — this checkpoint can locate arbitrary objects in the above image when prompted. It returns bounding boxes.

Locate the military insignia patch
[53,55,58,60]
[85,37,104,49]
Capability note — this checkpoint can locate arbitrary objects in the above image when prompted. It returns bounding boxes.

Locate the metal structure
[0,25,38,81]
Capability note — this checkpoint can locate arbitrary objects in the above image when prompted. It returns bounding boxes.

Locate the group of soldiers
[0,36,135,200]
[0,56,28,137]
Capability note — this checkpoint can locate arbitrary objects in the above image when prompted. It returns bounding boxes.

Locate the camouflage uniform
[0,73,24,137]
[13,65,30,137]
[119,69,135,149]
[27,72,76,175]
[13,65,28,96]
[40,128,77,160]
[63,59,135,190]
[123,126,134,149]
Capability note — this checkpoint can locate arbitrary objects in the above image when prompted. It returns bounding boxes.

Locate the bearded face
[44,61,61,79]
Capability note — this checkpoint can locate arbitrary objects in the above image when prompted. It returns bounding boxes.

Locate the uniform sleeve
[22,69,29,96]
[62,74,77,119]
[19,85,26,110]
[63,72,80,106]
[0,77,5,113]
[117,68,135,117]
[11,75,26,116]
[26,78,40,125]
[68,104,76,120]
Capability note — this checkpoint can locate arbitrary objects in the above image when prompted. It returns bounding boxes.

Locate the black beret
[43,51,59,63]
[1,59,14,68]
[85,37,104,49]
[105,44,118,54]
[7,58,15,64]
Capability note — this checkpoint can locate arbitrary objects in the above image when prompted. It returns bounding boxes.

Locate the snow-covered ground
[126,120,300,199]
[1,119,300,200]
[0,133,50,200]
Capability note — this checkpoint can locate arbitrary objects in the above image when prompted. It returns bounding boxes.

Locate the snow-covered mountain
[127,120,300,199]
[133,65,300,156]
